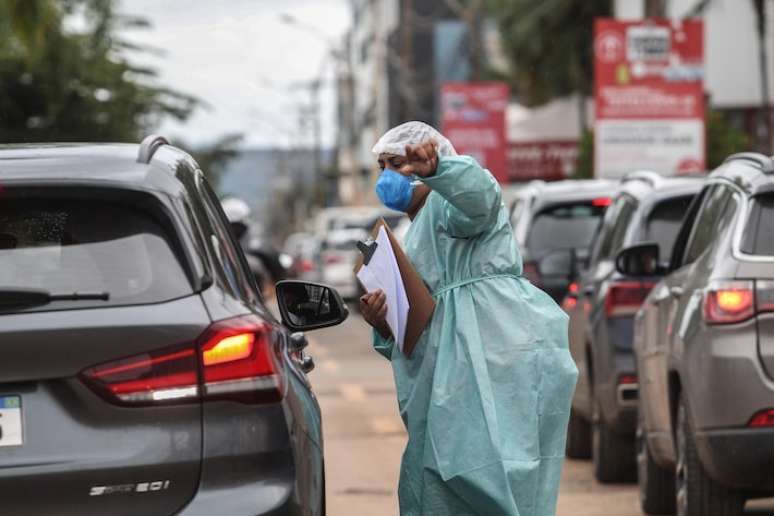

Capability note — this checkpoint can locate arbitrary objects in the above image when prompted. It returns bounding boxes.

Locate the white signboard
[595,119,704,178]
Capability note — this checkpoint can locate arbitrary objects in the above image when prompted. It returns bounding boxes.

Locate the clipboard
[354,218,435,357]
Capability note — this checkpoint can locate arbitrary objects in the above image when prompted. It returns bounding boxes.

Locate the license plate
[0,396,23,447]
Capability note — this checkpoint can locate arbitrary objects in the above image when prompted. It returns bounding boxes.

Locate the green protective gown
[373,155,578,516]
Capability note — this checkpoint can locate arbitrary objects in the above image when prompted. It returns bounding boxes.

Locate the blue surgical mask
[375,168,415,211]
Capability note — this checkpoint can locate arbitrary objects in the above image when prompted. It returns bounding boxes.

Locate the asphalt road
[307,310,774,515]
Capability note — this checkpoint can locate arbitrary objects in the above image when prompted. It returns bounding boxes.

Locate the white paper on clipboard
[356,226,410,351]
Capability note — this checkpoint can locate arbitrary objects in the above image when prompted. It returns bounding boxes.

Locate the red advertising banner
[507,141,579,182]
[594,19,705,177]
[440,82,510,182]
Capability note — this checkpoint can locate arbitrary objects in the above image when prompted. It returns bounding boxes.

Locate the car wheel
[638,410,676,514]
[675,398,743,516]
[566,408,592,459]
[592,395,636,483]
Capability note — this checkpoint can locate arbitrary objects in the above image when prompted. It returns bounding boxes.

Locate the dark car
[0,136,348,516]
[622,153,774,515]
[510,179,617,302]
[564,171,701,485]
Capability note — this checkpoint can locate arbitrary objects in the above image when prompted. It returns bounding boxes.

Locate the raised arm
[421,155,502,238]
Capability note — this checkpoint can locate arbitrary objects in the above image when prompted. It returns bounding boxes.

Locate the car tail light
[561,282,579,311]
[299,259,315,273]
[592,197,612,207]
[605,281,655,317]
[703,280,755,324]
[324,254,343,265]
[199,315,284,403]
[82,346,199,405]
[81,315,283,406]
[749,409,774,427]
[618,374,638,385]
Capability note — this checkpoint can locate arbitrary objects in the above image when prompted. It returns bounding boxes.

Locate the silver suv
[618,153,774,515]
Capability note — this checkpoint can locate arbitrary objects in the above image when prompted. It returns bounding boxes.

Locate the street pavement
[307,309,774,516]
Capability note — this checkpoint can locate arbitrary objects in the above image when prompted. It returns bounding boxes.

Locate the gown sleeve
[420,155,502,238]
[372,328,395,360]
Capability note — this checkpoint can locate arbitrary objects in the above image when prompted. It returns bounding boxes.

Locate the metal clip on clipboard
[356,238,378,266]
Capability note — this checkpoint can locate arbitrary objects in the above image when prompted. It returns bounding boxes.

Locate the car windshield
[0,197,192,312]
[741,193,774,255]
[640,195,694,262]
[526,202,606,259]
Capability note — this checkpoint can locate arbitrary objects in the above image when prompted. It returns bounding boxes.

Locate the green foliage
[573,129,594,179]
[0,0,198,143]
[706,110,750,169]
[486,0,611,106]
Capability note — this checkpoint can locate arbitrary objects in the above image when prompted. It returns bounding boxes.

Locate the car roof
[711,152,774,195]
[0,141,194,197]
[618,174,704,202]
[529,179,617,210]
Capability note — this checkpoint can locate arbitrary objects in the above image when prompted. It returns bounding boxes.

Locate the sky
[118,0,351,149]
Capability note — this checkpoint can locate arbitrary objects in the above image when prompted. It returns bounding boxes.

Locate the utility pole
[444,0,485,81]
[645,0,667,16]
[754,0,772,152]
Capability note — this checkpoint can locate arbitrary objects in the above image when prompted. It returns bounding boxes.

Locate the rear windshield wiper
[0,289,110,309]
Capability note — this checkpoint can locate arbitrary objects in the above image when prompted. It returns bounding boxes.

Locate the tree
[486,0,611,129]
[0,0,198,143]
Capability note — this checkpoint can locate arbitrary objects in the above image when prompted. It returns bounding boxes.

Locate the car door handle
[670,286,684,298]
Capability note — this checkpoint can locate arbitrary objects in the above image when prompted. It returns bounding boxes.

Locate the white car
[320,228,368,300]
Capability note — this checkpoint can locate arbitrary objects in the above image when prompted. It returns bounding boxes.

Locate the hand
[399,139,438,178]
[359,290,391,339]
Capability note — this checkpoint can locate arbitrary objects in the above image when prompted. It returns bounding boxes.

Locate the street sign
[440,82,510,182]
[594,19,705,178]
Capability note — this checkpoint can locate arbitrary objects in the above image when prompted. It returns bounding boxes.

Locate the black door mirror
[615,242,663,277]
[276,280,349,332]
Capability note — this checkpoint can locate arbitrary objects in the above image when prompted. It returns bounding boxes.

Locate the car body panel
[0,143,326,515]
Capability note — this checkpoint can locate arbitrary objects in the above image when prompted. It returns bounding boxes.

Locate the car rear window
[741,194,774,255]
[526,202,606,258]
[640,195,694,261]
[0,198,192,312]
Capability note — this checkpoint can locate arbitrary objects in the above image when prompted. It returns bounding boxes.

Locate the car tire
[566,408,592,459]
[675,398,744,516]
[638,411,676,514]
[592,395,636,483]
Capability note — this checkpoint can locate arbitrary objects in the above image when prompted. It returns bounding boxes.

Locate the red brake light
[618,374,638,385]
[81,315,283,406]
[299,259,315,273]
[592,197,612,207]
[199,316,283,403]
[749,409,774,427]
[324,254,343,265]
[605,281,654,317]
[561,282,580,311]
[82,346,199,405]
[703,281,755,324]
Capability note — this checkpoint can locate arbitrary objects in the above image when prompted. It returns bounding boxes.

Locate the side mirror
[615,242,663,277]
[276,280,349,332]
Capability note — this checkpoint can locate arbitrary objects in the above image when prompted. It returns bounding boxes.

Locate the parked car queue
[532,154,774,516]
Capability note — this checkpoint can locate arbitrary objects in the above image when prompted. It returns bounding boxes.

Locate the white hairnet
[372,121,457,157]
